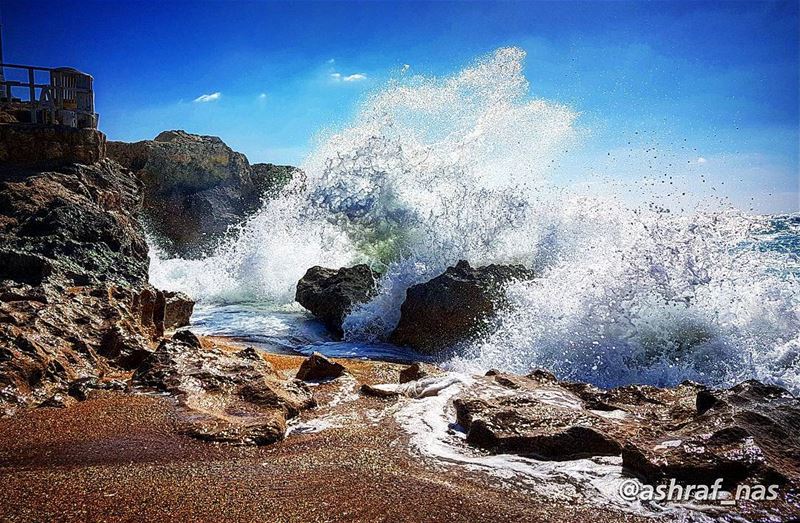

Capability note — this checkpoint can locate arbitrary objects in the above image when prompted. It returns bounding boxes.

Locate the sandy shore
[0,341,658,523]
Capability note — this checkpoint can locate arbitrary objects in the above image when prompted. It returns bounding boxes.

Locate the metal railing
[0,63,97,128]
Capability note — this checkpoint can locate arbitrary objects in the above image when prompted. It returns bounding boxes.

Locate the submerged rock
[390,260,534,354]
[108,130,299,257]
[296,352,347,381]
[133,335,315,445]
[295,265,379,336]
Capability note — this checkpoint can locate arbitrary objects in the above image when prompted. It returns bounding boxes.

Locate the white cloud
[258,92,267,100]
[330,71,367,83]
[327,58,336,64]
[697,157,707,164]
[193,92,221,103]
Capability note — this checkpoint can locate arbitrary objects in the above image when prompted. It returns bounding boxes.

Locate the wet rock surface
[132,336,315,445]
[295,264,379,336]
[454,371,800,496]
[399,362,434,383]
[620,380,800,488]
[108,130,298,256]
[296,351,347,381]
[454,371,623,460]
[390,260,534,353]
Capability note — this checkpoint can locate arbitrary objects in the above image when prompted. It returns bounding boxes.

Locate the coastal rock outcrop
[108,130,298,256]
[295,265,379,336]
[390,260,534,353]
[454,370,800,491]
[0,123,106,169]
[133,335,315,445]
[0,125,193,415]
[620,379,800,487]
[454,371,623,460]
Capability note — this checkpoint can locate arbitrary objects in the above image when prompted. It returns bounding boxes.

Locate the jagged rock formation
[295,265,380,336]
[454,370,800,492]
[133,335,315,445]
[390,260,534,353]
[108,130,298,256]
[0,126,193,416]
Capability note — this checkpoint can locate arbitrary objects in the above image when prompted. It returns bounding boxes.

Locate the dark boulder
[108,130,299,257]
[296,352,347,381]
[295,265,379,336]
[390,260,534,353]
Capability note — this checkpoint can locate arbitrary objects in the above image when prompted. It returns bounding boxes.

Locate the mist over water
[150,48,800,393]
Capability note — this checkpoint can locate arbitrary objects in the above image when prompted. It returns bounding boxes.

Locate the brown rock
[296,352,347,381]
[108,131,299,257]
[0,123,105,169]
[454,372,622,460]
[621,380,799,487]
[360,383,400,399]
[163,291,194,330]
[455,370,800,492]
[399,362,433,383]
[0,144,171,415]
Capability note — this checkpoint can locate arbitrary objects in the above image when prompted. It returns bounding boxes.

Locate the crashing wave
[150,47,800,393]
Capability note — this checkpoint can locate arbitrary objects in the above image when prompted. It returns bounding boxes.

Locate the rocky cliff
[0,125,190,415]
[108,130,298,257]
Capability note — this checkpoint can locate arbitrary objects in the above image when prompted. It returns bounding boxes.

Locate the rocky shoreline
[1,123,798,522]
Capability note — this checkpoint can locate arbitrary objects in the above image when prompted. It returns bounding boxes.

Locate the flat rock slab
[454,371,800,494]
[133,336,315,445]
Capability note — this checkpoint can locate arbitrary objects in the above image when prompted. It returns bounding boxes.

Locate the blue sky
[2,1,798,212]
